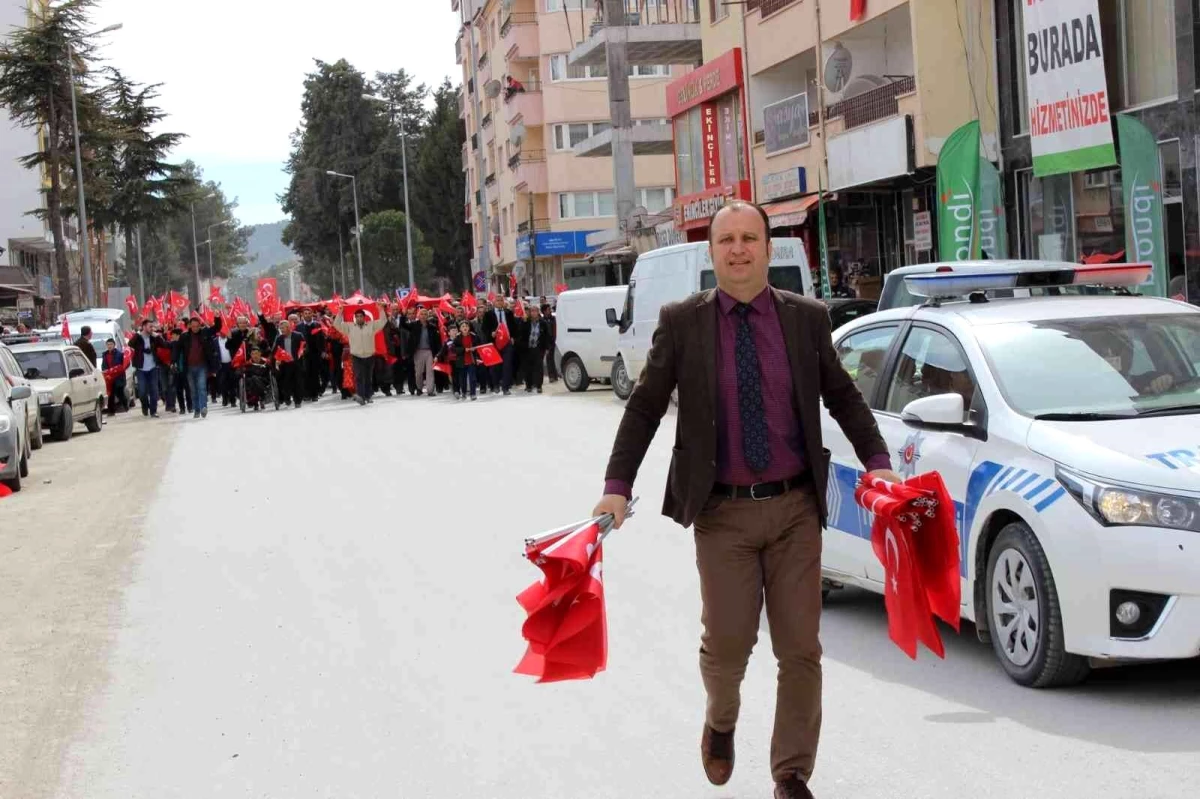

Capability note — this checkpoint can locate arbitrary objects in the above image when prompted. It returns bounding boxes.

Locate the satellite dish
[510,124,526,146]
[484,79,502,99]
[824,43,853,93]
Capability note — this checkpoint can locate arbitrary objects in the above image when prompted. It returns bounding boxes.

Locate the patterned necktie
[733,303,770,473]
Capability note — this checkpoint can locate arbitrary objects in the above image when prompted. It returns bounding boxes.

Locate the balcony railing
[500,11,536,38]
[589,0,700,34]
[478,50,489,69]
[752,110,820,145]
[826,76,916,131]
[507,152,521,170]
[470,133,478,150]
[481,112,492,128]
[746,0,798,16]
[484,172,496,187]
[517,218,551,234]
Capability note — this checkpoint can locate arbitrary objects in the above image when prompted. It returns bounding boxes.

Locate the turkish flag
[273,345,293,364]
[341,292,380,322]
[231,342,247,369]
[61,316,70,340]
[256,278,278,310]
[461,291,477,312]
[514,520,608,682]
[168,290,189,312]
[554,283,569,294]
[494,323,511,351]
[125,294,140,318]
[475,343,502,367]
[512,300,525,320]
[209,284,224,305]
[851,0,866,20]
[855,472,960,659]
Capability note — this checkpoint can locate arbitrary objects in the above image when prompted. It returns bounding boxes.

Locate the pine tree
[413,79,472,291]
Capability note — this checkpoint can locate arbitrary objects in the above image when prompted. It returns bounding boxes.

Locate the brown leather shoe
[700,724,734,785]
[774,774,815,799]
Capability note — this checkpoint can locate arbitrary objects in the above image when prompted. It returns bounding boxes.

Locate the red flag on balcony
[851,0,866,21]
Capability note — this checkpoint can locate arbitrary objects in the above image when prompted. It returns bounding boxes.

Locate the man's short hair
[105,337,115,344]
[354,308,366,316]
[709,200,771,242]
[80,325,91,336]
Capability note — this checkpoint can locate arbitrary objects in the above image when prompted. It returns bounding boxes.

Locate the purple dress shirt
[604,287,891,498]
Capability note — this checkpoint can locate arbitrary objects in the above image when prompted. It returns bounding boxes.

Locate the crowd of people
[112,294,560,417]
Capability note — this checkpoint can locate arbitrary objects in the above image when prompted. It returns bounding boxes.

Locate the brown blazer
[603,286,888,529]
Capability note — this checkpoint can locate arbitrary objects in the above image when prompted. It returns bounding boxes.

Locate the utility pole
[135,225,145,301]
[602,0,637,235]
[337,225,348,294]
[461,0,492,290]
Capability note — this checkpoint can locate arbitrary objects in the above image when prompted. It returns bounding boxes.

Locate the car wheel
[3,463,20,492]
[54,403,73,442]
[985,521,1090,688]
[611,357,633,400]
[562,356,589,392]
[31,417,43,450]
[18,446,29,478]
[84,400,103,433]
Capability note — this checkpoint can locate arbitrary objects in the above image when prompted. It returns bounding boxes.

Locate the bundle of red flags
[854,472,961,659]
[514,519,608,683]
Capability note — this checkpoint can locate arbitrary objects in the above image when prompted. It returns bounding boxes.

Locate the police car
[820,261,1200,687]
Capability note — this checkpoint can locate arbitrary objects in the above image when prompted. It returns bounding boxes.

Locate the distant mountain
[240,220,296,276]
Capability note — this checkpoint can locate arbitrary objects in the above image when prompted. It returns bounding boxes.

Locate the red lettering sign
[702,104,722,188]
[666,48,744,117]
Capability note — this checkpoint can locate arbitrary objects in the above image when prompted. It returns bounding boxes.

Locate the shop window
[709,0,728,23]
[1097,0,1178,109]
[674,107,704,196]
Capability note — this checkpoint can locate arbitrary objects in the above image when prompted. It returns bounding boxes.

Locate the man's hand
[593,494,629,529]
[868,468,903,484]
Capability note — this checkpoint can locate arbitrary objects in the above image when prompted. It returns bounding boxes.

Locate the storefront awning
[763,194,825,229]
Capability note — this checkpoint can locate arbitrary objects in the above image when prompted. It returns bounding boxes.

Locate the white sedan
[820,262,1200,687]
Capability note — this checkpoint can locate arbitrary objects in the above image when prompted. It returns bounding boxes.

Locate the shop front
[666,47,753,241]
[516,229,612,293]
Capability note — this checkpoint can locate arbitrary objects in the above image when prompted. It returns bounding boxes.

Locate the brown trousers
[693,485,823,783]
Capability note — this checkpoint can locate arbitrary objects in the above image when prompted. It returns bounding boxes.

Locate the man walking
[330,306,389,405]
[273,318,306,408]
[74,325,97,365]
[175,314,222,418]
[129,318,167,417]
[592,201,899,799]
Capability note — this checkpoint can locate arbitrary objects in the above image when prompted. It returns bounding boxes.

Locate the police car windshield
[978,313,1200,417]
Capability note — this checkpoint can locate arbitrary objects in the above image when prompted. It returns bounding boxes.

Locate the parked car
[10,341,105,441]
[606,237,813,399]
[825,297,877,331]
[0,340,44,452]
[877,261,1128,312]
[554,286,626,392]
[0,382,33,491]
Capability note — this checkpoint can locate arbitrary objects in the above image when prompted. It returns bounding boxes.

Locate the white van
[606,238,812,399]
[553,286,625,392]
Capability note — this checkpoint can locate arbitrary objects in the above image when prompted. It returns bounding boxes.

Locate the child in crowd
[453,320,478,401]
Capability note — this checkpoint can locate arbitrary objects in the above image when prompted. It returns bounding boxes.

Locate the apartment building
[0,0,55,324]
[455,0,684,294]
[666,0,998,299]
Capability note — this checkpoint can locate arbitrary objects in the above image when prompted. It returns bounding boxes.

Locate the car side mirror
[69,367,85,379]
[605,308,618,327]
[901,393,965,428]
[8,385,31,401]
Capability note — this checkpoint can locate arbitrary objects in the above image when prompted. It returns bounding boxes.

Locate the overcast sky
[91,0,463,226]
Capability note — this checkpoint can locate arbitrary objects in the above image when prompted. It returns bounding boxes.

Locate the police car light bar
[904,262,1153,299]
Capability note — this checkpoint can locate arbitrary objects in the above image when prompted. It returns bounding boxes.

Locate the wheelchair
[237,367,281,412]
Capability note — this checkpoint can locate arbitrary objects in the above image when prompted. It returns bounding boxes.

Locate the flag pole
[523,497,639,550]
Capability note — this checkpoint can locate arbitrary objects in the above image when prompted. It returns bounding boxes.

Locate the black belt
[711,472,811,501]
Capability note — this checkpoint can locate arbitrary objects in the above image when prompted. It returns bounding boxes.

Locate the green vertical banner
[977,157,1008,259]
[817,173,831,299]
[936,120,982,261]
[1117,114,1167,297]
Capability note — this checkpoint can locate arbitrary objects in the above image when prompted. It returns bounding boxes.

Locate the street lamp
[364,93,415,289]
[189,192,217,301]
[205,220,234,282]
[326,170,365,292]
[66,22,123,309]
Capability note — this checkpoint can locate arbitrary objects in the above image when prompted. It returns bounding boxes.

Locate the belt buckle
[749,481,772,501]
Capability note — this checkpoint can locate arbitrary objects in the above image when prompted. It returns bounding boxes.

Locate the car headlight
[1056,465,1200,533]
[0,417,9,434]
[37,392,52,405]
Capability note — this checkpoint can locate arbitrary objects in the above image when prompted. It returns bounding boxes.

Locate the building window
[709,0,728,23]
[1096,0,1177,108]
[549,54,607,81]
[673,98,745,196]
[639,187,675,213]
[630,64,671,77]
[553,122,611,150]
[559,191,616,218]
[546,0,587,10]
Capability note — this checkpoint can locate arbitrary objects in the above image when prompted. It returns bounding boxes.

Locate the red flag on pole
[514,520,608,682]
[231,342,247,369]
[851,0,866,21]
[493,323,511,351]
[61,316,70,340]
[125,294,140,318]
[854,471,960,659]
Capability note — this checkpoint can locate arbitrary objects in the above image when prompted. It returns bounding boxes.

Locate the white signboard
[761,168,806,201]
[912,211,932,251]
[1022,0,1116,176]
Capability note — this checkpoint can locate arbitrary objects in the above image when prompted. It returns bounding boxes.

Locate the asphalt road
[7,385,1197,799]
